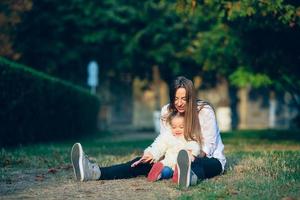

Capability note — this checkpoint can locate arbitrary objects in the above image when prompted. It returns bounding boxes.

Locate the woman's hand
[131,152,154,167]
[200,150,207,158]
[187,150,195,162]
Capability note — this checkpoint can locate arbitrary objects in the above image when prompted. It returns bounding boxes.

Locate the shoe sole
[177,150,190,187]
[71,143,84,181]
[147,162,164,182]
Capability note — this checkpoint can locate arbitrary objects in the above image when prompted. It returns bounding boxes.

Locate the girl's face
[174,88,187,113]
[171,116,184,137]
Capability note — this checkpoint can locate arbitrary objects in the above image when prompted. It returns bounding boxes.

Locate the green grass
[1,130,300,199]
[180,151,300,200]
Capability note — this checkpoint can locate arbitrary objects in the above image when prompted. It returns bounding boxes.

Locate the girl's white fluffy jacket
[144,132,200,169]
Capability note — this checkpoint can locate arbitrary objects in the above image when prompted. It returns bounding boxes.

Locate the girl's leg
[147,162,164,181]
[160,166,173,180]
[100,157,152,180]
[191,157,222,180]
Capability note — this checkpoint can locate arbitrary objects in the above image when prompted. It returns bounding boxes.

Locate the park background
[0,0,300,199]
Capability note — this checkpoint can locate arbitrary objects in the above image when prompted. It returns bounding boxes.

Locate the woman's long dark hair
[166,76,201,143]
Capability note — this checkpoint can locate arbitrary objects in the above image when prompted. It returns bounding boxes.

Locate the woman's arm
[143,105,171,161]
[199,105,219,158]
[159,104,172,136]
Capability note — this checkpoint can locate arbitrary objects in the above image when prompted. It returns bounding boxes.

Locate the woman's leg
[191,157,222,180]
[71,143,152,181]
[71,143,101,181]
[100,157,152,180]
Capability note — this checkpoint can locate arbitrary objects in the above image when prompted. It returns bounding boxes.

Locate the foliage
[0,0,32,59]
[229,67,272,88]
[0,57,100,147]
[1,0,299,100]
[181,0,300,102]
[12,0,196,84]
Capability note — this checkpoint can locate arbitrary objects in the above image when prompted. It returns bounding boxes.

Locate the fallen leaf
[61,164,72,170]
[35,174,45,181]
[135,188,146,191]
[48,168,58,174]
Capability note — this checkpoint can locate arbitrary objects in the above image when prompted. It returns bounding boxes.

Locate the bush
[0,57,100,146]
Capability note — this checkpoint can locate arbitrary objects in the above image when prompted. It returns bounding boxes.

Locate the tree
[178,0,300,102]
[10,0,300,103]
[0,0,32,59]
[13,0,200,85]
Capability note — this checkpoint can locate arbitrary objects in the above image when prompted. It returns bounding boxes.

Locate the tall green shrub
[0,57,100,146]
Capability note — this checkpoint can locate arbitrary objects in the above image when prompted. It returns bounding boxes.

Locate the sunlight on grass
[1,130,300,199]
[180,150,300,199]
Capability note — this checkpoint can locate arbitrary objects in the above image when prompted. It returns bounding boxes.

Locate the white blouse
[158,104,226,171]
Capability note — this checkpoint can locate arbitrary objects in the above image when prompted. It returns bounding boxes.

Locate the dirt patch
[1,167,183,200]
[0,132,185,199]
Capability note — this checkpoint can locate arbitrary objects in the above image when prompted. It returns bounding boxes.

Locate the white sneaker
[71,143,101,181]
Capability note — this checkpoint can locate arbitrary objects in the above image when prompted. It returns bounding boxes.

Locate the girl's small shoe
[177,149,191,187]
[172,165,178,183]
[147,162,164,182]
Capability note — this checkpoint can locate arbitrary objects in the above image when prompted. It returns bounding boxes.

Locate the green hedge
[0,57,100,147]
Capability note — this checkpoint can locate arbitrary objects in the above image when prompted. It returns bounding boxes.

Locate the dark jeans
[191,157,222,180]
[100,157,151,180]
[99,156,222,180]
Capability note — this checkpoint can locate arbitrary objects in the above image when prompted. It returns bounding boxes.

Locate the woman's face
[174,88,187,113]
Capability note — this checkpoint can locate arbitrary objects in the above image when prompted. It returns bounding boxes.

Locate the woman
[71,76,226,187]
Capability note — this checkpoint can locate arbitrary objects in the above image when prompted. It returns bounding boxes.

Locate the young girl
[131,113,200,182]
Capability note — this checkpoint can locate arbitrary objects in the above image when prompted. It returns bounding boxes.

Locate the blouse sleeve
[199,105,219,158]
[159,104,172,136]
[144,104,170,161]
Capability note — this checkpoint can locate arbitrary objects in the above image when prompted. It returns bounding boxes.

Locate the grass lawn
[1,130,300,199]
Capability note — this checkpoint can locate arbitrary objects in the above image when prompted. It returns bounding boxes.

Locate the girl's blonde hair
[166,112,184,127]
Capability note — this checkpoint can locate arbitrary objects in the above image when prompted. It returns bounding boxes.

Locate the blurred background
[1,0,300,146]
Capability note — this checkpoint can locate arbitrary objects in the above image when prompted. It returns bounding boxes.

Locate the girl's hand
[131,152,154,167]
[141,152,154,163]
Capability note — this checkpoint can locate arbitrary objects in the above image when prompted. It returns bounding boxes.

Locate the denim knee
[160,166,173,179]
